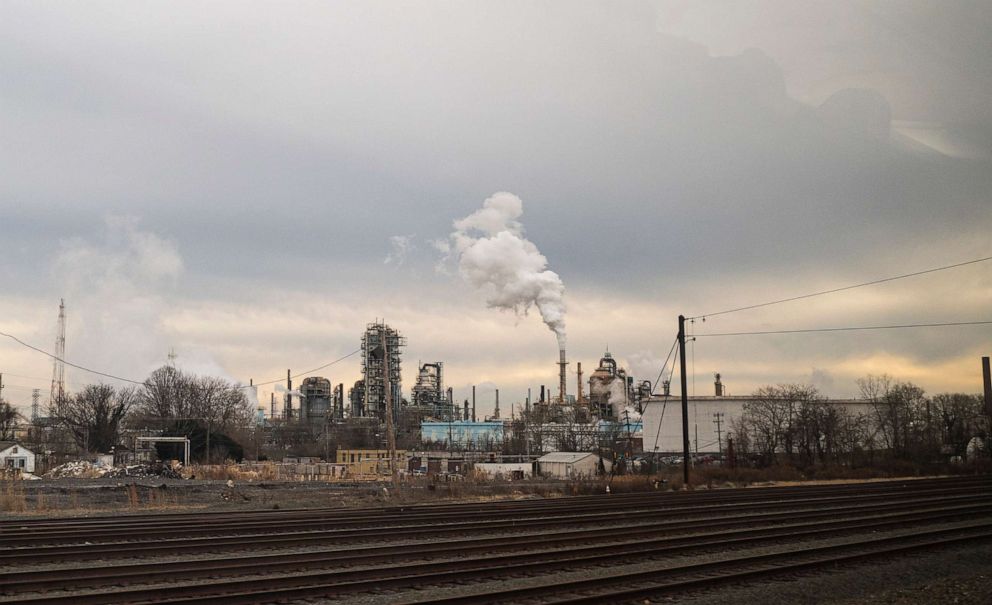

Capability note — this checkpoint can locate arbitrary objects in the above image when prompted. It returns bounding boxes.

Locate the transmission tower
[31,388,40,421]
[50,299,67,417]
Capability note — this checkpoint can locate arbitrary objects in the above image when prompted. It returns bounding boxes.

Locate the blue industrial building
[421,421,504,447]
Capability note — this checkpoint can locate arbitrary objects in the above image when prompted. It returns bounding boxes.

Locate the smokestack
[270,393,275,419]
[527,388,531,413]
[472,385,477,422]
[558,348,567,405]
[464,400,469,421]
[285,369,293,420]
[540,385,545,403]
[576,362,584,404]
[983,357,991,418]
[494,389,500,419]
[714,373,724,397]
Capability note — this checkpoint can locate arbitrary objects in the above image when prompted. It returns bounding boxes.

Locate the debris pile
[45,461,185,480]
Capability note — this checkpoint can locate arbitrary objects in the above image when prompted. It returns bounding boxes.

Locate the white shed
[0,441,36,474]
[537,452,610,479]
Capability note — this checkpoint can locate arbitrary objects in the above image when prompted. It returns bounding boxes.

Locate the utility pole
[713,412,725,455]
[381,331,397,483]
[678,315,690,487]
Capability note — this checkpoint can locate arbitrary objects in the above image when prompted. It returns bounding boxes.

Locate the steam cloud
[445,192,567,348]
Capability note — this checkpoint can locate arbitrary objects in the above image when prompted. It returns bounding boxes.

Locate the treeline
[52,365,252,463]
[731,375,990,469]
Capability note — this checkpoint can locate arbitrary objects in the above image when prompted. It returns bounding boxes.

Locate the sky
[1,1,990,419]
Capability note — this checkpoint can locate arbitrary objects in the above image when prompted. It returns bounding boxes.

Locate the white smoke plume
[384,234,415,266]
[446,192,567,348]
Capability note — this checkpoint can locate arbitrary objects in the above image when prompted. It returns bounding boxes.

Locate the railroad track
[3,476,987,548]
[1,476,989,604]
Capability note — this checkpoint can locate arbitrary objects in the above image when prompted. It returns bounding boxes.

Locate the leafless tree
[0,400,20,441]
[134,366,252,433]
[62,384,137,453]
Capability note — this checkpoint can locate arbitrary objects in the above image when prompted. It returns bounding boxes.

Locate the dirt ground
[1,478,566,518]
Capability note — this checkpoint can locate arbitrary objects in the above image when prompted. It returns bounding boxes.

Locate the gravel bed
[282,518,992,604]
[666,541,992,605]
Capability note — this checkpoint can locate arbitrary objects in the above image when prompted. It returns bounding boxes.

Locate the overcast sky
[2,1,990,418]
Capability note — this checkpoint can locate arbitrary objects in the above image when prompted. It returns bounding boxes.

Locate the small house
[0,441,36,474]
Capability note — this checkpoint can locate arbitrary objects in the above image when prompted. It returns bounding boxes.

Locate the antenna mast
[50,299,67,417]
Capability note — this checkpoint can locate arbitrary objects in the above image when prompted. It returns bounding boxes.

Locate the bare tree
[62,384,137,453]
[134,366,252,433]
[0,400,21,441]
[932,393,987,458]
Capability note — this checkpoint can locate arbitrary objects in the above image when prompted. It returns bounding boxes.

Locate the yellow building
[335,449,407,476]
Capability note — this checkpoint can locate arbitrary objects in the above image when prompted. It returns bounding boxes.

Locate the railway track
[1,475,989,604]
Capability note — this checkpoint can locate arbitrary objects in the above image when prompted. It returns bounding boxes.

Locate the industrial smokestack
[714,373,724,397]
[540,385,545,403]
[494,389,500,419]
[558,348,567,405]
[576,362,584,404]
[472,385,477,422]
[285,369,292,420]
[983,357,991,417]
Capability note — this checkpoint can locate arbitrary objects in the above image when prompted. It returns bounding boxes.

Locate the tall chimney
[285,369,292,420]
[472,385,477,422]
[714,373,724,397]
[576,362,584,404]
[558,349,567,405]
[494,389,500,419]
[983,357,991,418]
[540,385,545,403]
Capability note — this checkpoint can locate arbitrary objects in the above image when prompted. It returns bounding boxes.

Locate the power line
[0,330,145,385]
[250,350,361,388]
[0,328,360,389]
[692,320,992,338]
[651,337,678,393]
[689,255,992,320]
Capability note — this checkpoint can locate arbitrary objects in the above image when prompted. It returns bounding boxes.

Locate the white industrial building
[641,396,877,455]
[473,462,533,480]
[537,452,611,479]
[0,441,36,474]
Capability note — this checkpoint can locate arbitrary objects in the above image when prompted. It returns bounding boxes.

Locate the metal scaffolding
[411,362,455,420]
[360,321,406,421]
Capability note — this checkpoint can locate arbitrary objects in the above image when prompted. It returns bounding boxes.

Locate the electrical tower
[50,299,67,417]
[31,389,40,421]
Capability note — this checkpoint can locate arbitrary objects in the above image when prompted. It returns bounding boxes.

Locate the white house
[0,441,36,474]
[537,452,610,479]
